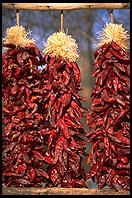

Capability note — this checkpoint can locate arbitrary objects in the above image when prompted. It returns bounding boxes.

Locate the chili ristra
[41,32,87,187]
[2,25,49,187]
[86,23,130,191]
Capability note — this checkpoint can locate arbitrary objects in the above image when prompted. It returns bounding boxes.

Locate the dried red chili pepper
[86,23,130,191]
[2,25,49,187]
[40,32,87,187]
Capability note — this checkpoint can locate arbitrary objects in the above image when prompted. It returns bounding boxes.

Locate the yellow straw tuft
[98,23,129,50]
[3,25,35,48]
[43,31,79,62]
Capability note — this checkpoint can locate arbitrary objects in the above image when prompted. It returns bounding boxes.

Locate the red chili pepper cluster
[40,54,88,187]
[2,43,87,187]
[2,43,50,187]
[86,40,130,191]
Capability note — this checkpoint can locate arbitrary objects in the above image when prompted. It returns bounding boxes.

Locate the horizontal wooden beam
[2,187,130,195]
[2,3,130,11]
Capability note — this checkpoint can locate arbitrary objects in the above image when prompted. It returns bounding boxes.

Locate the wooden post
[2,3,130,11]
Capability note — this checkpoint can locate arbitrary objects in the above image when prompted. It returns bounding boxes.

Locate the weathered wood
[2,187,130,195]
[2,3,130,11]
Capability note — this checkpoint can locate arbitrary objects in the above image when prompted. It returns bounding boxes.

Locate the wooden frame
[2,3,130,11]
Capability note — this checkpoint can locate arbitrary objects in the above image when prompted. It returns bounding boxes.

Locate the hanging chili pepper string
[2,14,49,187]
[86,16,130,191]
[42,22,87,187]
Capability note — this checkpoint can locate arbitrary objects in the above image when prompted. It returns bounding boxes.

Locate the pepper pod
[86,23,130,191]
[2,25,49,187]
[41,31,88,187]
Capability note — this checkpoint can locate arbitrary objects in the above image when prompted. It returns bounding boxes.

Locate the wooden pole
[2,3,130,11]
[2,187,130,195]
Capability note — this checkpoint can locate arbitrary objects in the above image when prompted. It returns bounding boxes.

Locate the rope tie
[16,9,20,25]
[60,10,64,32]
[110,9,114,23]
